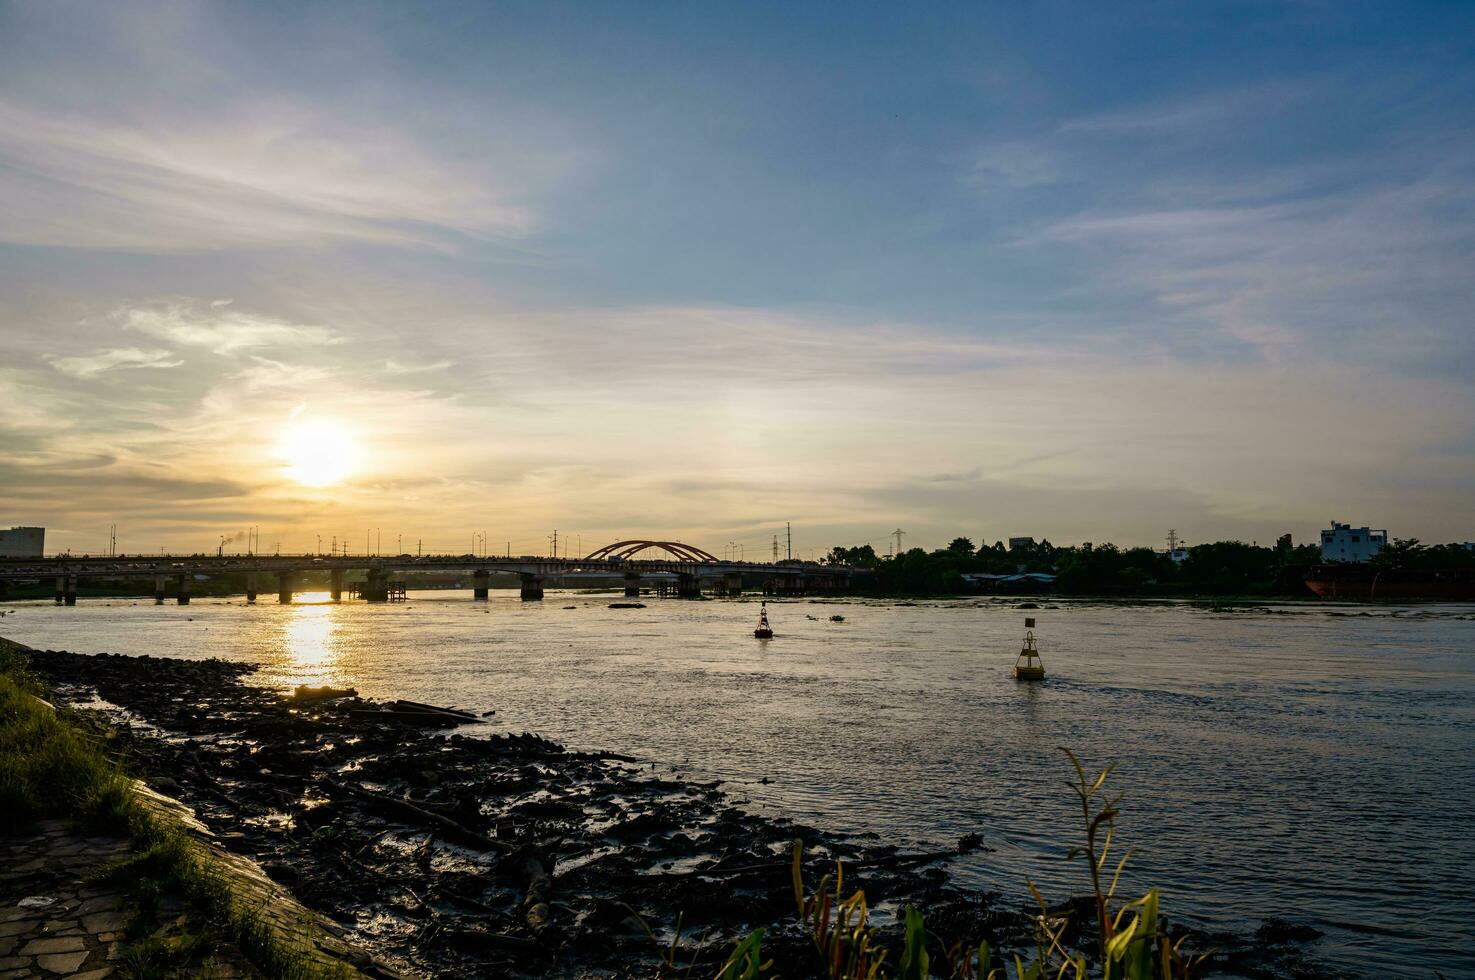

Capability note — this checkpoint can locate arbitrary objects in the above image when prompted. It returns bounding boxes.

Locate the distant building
[1164,547,1190,563]
[0,526,45,558]
[1008,536,1036,551]
[1320,522,1386,563]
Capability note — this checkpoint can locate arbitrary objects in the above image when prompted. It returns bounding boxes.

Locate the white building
[0,526,45,558]
[1320,522,1386,563]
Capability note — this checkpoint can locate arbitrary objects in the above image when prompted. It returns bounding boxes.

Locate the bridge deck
[0,555,855,580]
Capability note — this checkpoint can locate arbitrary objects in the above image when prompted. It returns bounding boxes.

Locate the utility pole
[550,530,559,558]
[109,524,116,557]
[376,528,381,557]
[417,538,422,557]
[786,522,792,562]
[892,527,906,556]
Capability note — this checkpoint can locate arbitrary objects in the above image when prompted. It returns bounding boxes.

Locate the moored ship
[1303,564,1475,601]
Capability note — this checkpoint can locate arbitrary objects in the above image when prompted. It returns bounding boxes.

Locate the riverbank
[0,632,1348,977]
[0,638,395,978]
[13,643,1025,976]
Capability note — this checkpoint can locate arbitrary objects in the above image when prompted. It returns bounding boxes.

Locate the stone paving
[2,787,401,978]
[0,817,248,977]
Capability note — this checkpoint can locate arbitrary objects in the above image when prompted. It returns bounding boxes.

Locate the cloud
[965,140,1062,189]
[45,347,183,379]
[0,97,547,252]
[1057,80,1317,135]
[1029,164,1475,363]
[384,358,454,375]
[122,304,341,355]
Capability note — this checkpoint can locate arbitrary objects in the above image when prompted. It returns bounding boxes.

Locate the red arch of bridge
[584,540,721,563]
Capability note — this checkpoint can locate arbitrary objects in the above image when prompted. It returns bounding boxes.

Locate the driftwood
[326,779,557,936]
[510,846,554,934]
[325,779,513,854]
[619,846,963,882]
[349,708,476,727]
[390,699,479,721]
[290,684,358,703]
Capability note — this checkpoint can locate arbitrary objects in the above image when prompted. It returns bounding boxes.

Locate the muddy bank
[24,648,1330,978]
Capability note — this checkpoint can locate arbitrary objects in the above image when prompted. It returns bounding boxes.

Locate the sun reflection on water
[282,599,338,684]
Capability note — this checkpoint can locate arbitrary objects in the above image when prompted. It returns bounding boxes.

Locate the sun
[278,419,361,487]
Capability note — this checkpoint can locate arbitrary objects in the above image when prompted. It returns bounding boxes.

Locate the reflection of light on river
[283,597,337,682]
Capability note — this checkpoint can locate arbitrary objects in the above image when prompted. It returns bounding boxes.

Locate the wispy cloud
[384,358,454,375]
[1030,164,1475,362]
[1057,80,1318,134]
[121,304,341,356]
[0,98,548,252]
[45,347,183,379]
[965,140,1062,189]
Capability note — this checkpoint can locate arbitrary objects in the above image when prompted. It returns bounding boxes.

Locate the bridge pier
[623,571,641,598]
[64,575,78,606]
[677,573,700,599]
[177,574,191,605]
[246,572,258,604]
[473,569,489,600]
[362,569,390,603]
[154,575,166,604]
[722,572,743,597]
[54,576,65,604]
[277,571,294,604]
[519,574,544,602]
[331,569,344,603]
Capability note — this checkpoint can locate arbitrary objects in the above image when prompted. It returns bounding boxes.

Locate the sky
[2,1,1473,558]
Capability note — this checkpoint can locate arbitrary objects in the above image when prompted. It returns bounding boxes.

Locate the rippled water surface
[4,592,1473,976]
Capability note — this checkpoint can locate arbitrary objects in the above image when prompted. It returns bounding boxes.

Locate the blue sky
[2,1,1473,555]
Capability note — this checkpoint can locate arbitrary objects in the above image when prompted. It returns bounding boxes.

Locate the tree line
[824,534,1474,597]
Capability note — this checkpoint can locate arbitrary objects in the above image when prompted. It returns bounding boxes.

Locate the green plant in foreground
[791,839,891,979]
[708,750,1204,980]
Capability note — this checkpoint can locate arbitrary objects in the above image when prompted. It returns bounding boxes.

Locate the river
[3,592,1472,977]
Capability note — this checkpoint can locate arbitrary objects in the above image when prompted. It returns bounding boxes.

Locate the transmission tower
[892,527,906,555]
[772,535,779,561]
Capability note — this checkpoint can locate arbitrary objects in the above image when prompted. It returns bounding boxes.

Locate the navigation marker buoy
[1013,616,1046,681]
[754,601,774,639]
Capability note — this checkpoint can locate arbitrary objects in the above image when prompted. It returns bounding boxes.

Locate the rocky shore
[19,647,1332,978]
[24,649,1027,977]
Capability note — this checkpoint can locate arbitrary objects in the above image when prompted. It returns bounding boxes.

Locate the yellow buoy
[1013,616,1046,681]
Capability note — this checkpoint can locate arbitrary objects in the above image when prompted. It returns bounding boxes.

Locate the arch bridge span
[583,540,720,562]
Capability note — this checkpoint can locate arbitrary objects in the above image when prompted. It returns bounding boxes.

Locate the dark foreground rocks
[25,649,1333,979]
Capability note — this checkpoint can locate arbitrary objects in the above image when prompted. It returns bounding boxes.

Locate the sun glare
[279,419,361,487]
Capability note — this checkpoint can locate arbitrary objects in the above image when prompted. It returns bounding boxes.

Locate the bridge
[0,539,860,605]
